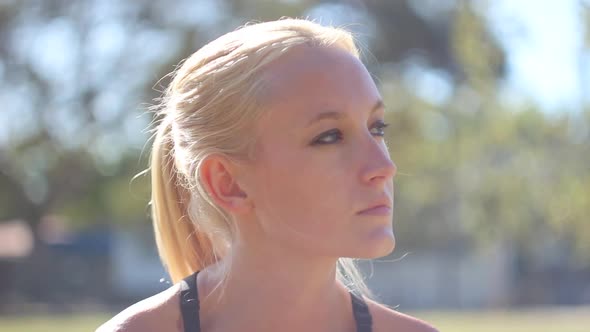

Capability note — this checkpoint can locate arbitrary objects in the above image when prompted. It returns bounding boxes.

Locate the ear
[199,154,252,215]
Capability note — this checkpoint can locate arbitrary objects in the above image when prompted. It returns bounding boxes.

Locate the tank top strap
[179,271,201,332]
[351,292,373,332]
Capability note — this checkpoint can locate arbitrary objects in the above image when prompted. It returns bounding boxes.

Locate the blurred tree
[0,0,588,267]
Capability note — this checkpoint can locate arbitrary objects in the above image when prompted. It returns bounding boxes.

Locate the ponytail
[150,117,216,283]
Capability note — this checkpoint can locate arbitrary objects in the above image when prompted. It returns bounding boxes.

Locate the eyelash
[312,120,390,145]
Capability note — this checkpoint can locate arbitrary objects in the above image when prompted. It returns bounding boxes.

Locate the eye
[371,120,390,137]
[311,120,390,145]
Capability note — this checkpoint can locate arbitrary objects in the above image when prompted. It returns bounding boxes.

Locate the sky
[307,0,588,114]
[487,0,588,112]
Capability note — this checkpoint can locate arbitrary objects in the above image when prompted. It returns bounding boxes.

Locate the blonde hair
[148,17,374,299]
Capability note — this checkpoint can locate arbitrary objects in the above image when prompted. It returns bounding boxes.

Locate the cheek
[254,150,351,236]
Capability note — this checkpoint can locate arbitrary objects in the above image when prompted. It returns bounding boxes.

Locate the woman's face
[240,45,397,259]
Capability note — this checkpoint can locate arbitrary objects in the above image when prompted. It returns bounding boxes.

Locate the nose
[359,139,397,185]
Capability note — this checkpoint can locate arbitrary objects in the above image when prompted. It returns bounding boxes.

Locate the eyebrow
[306,100,385,128]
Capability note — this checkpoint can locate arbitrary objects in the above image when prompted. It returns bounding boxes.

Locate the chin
[369,235,396,258]
[348,232,396,259]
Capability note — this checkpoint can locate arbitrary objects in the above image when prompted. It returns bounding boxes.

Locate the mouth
[356,204,391,216]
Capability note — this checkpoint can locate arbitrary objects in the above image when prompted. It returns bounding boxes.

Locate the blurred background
[0,0,589,331]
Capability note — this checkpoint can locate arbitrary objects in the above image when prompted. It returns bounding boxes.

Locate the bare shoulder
[95,282,183,332]
[366,298,439,332]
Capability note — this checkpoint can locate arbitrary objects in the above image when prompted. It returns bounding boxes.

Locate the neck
[197,240,356,332]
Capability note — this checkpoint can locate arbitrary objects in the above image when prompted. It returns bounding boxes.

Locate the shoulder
[96,282,183,332]
[366,298,439,332]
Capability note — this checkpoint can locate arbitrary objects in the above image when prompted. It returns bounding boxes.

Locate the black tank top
[179,271,372,332]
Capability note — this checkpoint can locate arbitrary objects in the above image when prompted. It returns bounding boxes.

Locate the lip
[357,204,392,216]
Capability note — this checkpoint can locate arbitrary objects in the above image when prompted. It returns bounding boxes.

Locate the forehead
[258,45,380,123]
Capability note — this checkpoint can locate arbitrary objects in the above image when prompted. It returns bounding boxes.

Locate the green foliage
[0,0,588,263]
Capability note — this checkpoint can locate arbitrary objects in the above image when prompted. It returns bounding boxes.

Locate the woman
[98,18,438,332]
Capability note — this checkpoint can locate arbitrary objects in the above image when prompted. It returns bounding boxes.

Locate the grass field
[412,307,590,332]
[1,307,589,331]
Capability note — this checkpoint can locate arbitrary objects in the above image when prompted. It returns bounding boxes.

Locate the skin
[97,45,438,332]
